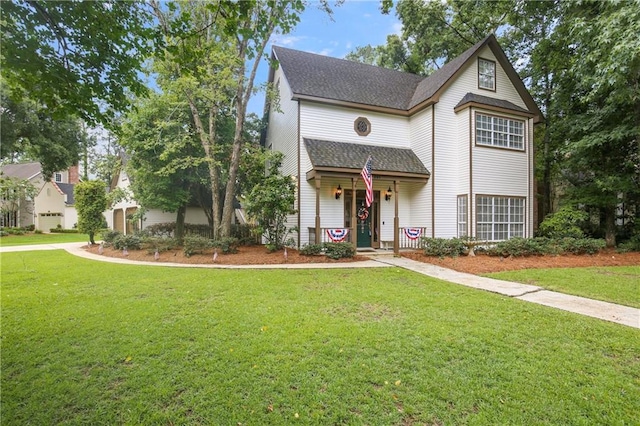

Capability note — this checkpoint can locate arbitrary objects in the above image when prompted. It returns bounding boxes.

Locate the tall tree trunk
[220,90,245,237]
[175,204,186,243]
[603,205,617,247]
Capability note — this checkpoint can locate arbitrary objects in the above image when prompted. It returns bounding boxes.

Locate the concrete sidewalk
[2,243,638,328]
[374,256,640,329]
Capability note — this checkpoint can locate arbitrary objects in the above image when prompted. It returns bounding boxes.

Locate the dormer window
[478,58,496,91]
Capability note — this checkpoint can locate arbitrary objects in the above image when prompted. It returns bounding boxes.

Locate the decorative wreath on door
[357,207,369,221]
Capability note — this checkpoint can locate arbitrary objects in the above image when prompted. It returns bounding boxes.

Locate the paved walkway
[2,243,638,329]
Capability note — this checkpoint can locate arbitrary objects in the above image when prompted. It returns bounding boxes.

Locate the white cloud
[271,35,305,46]
[392,22,403,36]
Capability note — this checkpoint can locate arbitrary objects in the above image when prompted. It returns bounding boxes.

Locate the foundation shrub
[323,242,356,259]
[300,244,323,256]
[100,229,121,246]
[183,235,212,257]
[422,237,467,258]
[211,237,239,254]
[112,234,143,250]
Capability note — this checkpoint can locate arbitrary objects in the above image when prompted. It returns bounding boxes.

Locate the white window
[457,195,468,237]
[54,173,62,183]
[476,113,524,150]
[476,196,524,241]
[478,58,495,90]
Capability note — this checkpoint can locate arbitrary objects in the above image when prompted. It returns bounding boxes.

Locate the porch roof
[303,138,430,181]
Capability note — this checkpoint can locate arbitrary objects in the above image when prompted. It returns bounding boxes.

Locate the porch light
[335,185,342,200]
[385,187,393,201]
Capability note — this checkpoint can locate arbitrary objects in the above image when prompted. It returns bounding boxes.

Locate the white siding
[475,46,528,109]
[266,66,300,245]
[299,103,410,148]
[408,106,433,235]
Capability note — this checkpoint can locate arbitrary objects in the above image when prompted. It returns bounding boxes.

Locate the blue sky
[247,0,401,116]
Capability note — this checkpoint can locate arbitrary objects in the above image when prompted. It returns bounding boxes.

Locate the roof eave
[453,101,535,118]
[306,167,430,182]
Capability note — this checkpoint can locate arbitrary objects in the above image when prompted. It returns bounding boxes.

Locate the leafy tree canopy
[1,0,154,126]
[74,180,107,244]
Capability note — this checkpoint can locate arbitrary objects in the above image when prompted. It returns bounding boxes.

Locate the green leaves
[1,1,155,126]
[74,180,108,243]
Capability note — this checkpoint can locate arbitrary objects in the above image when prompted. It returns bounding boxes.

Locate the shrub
[618,235,640,253]
[422,237,467,258]
[25,224,35,231]
[145,222,175,237]
[112,234,143,250]
[488,237,546,257]
[538,206,588,239]
[323,242,356,259]
[211,237,239,254]
[100,229,122,245]
[34,229,43,234]
[183,235,212,257]
[143,236,179,254]
[300,243,323,256]
[558,237,606,254]
[0,230,7,237]
[49,228,79,233]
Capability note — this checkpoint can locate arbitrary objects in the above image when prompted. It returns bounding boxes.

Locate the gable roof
[272,34,542,123]
[304,138,430,181]
[55,182,76,205]
[0,162,42,181]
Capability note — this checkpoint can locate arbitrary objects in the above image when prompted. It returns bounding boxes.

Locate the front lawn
[0,232,90,246]
[2,251,638,424]
[487,266,640,308]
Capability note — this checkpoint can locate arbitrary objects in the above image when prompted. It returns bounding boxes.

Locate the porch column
[351,177,357,250]
[394,180,400,255]
[315,177,321,245]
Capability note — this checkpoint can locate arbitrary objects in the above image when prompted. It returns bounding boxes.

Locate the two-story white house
[264,34,542,253]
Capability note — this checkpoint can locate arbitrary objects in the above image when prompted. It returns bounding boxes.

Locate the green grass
[2,251,639,425]
[0,232,90,246]
[487,266,640,309]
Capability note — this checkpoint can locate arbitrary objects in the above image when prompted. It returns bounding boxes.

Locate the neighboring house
[106,156,210,234]
[0,162,80,230]
[34,181,78,230]
[264,34,543,252]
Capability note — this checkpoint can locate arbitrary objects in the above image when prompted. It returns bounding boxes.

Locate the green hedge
[421,237,467,258]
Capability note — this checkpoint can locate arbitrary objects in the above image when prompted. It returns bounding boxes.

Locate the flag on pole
[360,156,373,207]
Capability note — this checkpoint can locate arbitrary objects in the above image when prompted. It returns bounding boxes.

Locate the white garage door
[39,213,62,231]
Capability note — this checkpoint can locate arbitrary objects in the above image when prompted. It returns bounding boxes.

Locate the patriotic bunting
[326,228,349,242]
[404,228,422,240]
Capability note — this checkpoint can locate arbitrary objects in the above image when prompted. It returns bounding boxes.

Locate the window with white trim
[478,58,496,90]
[478,58,495,90]
[476,113,524,150]
[54,173,63,183]
[476,196,524,241]
[457,195,468,237]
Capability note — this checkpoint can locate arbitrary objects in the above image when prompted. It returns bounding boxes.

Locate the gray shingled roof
[56,182,75,205]
[304,138,430,176]
[274,46,424,110]
[455,92,531,114]
[0,162,42,180]
[274,36,493,112]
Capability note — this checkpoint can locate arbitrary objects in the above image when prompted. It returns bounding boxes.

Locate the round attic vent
[354,117,371,136]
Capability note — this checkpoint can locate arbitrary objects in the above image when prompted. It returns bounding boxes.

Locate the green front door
[351,190,379,248]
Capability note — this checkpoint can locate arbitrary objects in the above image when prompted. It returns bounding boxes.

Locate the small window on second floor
[54,173,62,183]
[478,58,496,91]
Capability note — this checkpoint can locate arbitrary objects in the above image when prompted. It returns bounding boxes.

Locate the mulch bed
[84,244,640,274]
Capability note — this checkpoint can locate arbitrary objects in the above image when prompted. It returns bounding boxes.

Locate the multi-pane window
[478,58,495,90]
[476,196,524,241]
[54,173,62,183]
[457,195,468,237]
[476,113,524,150]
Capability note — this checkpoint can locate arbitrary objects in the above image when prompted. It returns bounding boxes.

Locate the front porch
[308,226,428,253]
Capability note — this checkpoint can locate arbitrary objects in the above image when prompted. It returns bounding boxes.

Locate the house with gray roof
[1,161,80,229]
[264,34,542,252]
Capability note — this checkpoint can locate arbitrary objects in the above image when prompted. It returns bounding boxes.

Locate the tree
[150,0,333,238]
[0,84,91,179]
[555,0,640,246]
[244,153,297,251]
[119,91,214,242]
[1,0,153,126]
[75,180,107,245]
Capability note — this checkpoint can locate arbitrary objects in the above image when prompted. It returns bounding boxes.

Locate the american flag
[360,156,373,207]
